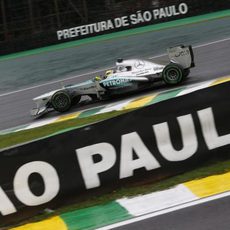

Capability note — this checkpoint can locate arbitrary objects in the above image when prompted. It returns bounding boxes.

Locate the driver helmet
[105,70,113,77]
[95,76,102,81]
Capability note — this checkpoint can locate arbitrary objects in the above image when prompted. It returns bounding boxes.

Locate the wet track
[112,194,230,230]
[0,17,230,131]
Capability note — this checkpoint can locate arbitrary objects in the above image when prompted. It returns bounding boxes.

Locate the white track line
[194,37,230,48]
[0,67,114,97]
[97,191,230,230]
[1,36,230,98]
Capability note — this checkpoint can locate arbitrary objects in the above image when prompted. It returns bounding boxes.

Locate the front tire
[51,91,72,112]
[162,63,184,85]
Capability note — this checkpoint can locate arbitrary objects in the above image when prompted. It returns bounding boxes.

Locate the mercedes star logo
[134,60,145,69]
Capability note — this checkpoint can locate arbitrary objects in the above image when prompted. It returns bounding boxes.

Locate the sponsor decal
[0,106,229,216]
[101,78,133,88]
[76,107,230,189]
[174,49,190,58]
[57,3,189,40]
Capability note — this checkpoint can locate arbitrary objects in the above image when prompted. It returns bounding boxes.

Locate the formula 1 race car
[31,45,195,117]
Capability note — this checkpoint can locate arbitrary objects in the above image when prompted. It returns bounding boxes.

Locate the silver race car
[31,45,195,117]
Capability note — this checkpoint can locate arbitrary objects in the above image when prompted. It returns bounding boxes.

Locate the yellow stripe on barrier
[54,111,81,123]
[211,76,230,86]
[184,172,230,198]
[123,95,156,110]
[11,216,67,230]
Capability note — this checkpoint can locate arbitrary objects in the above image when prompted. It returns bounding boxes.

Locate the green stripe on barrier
[78,107,104,118]
[1,10,230,62]
[60,201,132,230]
[147,87,185,105]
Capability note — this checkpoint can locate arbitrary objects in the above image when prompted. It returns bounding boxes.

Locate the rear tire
[162,63,184,85]
[51,91,72,112]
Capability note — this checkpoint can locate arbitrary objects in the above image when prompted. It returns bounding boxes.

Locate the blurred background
[0,0,228,54]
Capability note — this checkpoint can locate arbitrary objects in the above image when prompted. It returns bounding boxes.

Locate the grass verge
[0,109,134,150]
[10,155,230,228]
[56,156,230,213]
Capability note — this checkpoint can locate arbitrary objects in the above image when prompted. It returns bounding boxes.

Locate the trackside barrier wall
[0,82,230,225]
[1,0,230,54]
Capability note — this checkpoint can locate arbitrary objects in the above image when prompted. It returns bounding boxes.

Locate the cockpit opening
[117,65,132,72]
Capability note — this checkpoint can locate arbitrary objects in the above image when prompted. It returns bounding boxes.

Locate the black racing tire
[51,91,72,112]
[162,63,184,85]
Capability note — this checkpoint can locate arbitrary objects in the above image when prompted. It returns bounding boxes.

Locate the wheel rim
[55,95,69,108]
[165,67,182,84]
[169,69,179,80]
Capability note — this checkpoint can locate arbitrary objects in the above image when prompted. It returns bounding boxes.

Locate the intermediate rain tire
[162,63,184,85]
[51,91,72,112]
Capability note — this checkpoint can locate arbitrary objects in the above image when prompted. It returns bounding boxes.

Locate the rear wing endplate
[167,45,195,69]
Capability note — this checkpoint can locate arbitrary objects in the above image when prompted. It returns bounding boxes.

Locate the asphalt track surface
[0,17,230,130]
[113,194,230,230]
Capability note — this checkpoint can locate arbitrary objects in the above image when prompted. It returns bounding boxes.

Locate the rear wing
[167,45,195,69]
